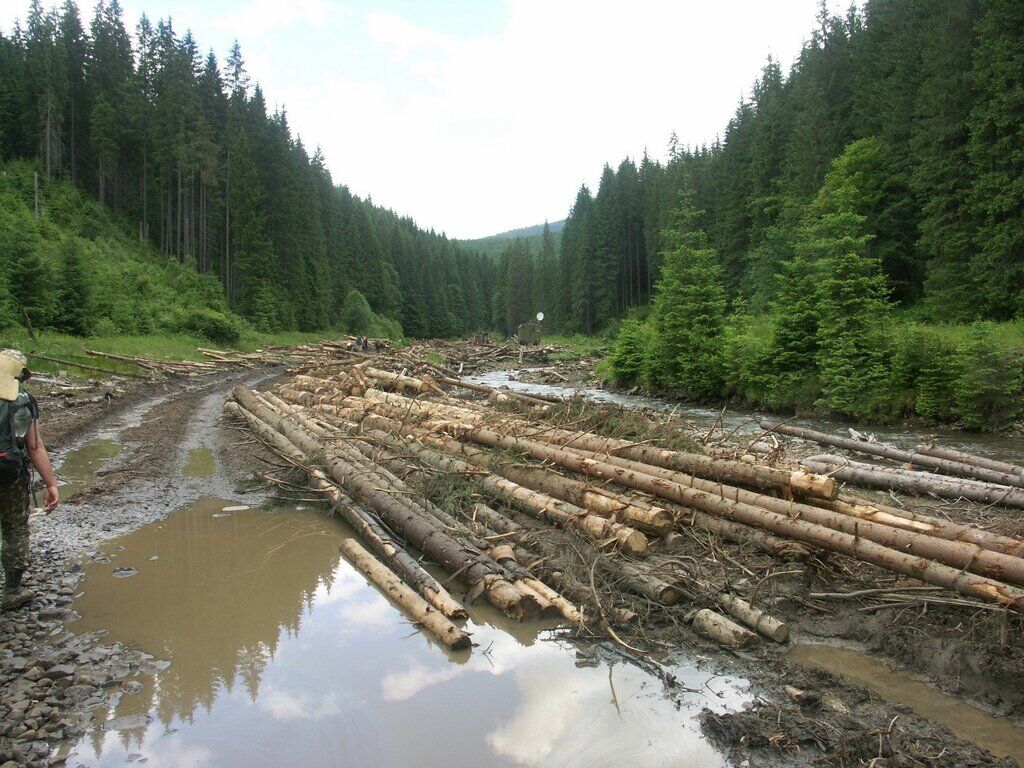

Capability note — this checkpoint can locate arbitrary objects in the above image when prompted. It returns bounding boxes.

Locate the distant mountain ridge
[464,219,564,258]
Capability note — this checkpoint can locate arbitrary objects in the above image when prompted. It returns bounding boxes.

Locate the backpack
[0,393,37,485]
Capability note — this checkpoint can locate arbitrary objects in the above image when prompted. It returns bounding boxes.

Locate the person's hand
[44,484,59,513]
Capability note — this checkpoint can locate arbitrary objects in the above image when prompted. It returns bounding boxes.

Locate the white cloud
[0,0,846,237]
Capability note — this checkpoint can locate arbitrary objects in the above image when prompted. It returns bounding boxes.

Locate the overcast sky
[3,0,847,238]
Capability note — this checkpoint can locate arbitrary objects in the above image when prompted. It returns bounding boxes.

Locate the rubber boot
[2,568,33,611]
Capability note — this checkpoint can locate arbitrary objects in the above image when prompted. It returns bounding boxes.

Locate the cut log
[431,423,1024,611]
[916,443,1024,482]
[231,387,541,621]
[804,455,1024,509]
[762,420,1024,488]
[339,538,471,650]
[690,609,758,648]
[715,593,789,642]
[224,401,467,619]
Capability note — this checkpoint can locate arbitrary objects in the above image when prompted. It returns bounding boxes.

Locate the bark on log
[338,394,809,559]
[443,423,1024,587]
[804,455,1024,509]
[690,609,758,648]
[522,426,837,500]
[762,420,1024,488]
[816,494,1024,559]
[339,538,471,650]
[714,593,789,642]
[225,401,466,619]
[231,387,541,621]
[916,443,1024,481]
[433,423,1024,611]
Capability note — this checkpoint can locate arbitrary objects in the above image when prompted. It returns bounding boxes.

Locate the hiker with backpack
[0,349,58,611]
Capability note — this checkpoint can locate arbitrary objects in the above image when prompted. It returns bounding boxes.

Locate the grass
[0,327,350,379]
[542,334,612,360]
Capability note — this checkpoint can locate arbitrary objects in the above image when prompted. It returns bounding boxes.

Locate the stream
[465,368,1024,465]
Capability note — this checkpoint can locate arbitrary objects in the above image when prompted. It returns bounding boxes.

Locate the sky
[1,0,847,239]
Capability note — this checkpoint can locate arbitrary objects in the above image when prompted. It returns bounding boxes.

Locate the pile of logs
[224,353,1024,654]
[761,421,1024,509]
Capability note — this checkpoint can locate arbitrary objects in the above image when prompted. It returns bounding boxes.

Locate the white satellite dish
[536,312,545,322]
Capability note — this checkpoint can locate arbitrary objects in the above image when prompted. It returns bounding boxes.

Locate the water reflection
[66,500,747,768]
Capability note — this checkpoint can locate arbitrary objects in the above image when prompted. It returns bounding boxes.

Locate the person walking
[0,350,59,611]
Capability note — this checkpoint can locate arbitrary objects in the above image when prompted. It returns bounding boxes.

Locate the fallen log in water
[339,538,472,650]
[224,401,466,619]
[803,454,1024,510]
[231,387,542,621]
[762,420,1024,488]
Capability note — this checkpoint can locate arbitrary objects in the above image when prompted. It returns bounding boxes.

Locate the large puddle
[790,644,1024,765]
[64,497,748,767]
[466,369,1024,465]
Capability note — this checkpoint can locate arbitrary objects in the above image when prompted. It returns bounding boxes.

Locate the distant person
[361,336,369,352]
[375,340,382,354]
[0,350,59,611]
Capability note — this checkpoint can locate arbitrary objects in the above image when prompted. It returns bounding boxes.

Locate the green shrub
[609,318,650,384]
[341,289,374,335]
[166,307,244,344]
[953,323,1023,430]
[90,318,119,338]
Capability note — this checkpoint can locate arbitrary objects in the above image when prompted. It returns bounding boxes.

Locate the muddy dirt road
[1,360,1021,768]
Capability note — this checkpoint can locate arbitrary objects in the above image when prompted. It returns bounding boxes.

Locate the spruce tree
[806,141,890,418]
[53,236,92,335]
[644,192,726,398]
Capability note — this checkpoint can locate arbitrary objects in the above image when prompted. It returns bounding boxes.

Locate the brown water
[790,644,1024,765]
[56,439,122,500]
[64,497,748,768]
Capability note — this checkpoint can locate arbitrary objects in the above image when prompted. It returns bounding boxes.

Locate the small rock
[48,665,75,678]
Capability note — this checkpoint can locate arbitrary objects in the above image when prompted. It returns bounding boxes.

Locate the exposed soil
[1,351,1021,768]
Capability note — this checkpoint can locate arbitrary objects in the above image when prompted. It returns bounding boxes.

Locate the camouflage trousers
[0,475,30,573]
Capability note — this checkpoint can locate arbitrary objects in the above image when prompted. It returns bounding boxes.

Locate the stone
[48,665,75,679]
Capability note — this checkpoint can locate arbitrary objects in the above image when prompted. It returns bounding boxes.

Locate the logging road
[1,358,1020,768]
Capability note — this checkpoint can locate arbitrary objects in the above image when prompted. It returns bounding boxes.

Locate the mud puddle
[54,438,122,500]
[790,644,1024,764]
[467,369,1024,464]
[182,447,216,477]
[62,497,749,768]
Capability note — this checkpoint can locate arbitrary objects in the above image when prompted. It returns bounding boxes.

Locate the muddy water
[790,645,1024,764]
[467,369,1024,464]
[55,438,122,500]
[64,497,748,768]
[182,446,216,477]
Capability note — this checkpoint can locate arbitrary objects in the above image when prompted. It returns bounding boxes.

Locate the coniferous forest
[1,0,1022,428]
[489,0,1023,428]
[0,0,495,340]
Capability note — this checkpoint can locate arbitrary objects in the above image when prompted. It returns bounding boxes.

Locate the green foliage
[51,237,92,335]
[645,195,726,399]
[806,140,890,418]
[166,307,243,344]
[721,306,775,406]
[341,289,374,335]
[608,318,650,384]
[953,323,1023,430]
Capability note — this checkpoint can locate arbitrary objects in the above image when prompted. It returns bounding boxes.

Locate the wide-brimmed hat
[0,349,30,401]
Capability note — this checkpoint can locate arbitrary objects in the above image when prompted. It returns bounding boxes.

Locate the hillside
[0,1,495,339]
[463,219,564,259]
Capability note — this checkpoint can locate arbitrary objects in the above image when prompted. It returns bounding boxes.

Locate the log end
[791,471,839,500]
